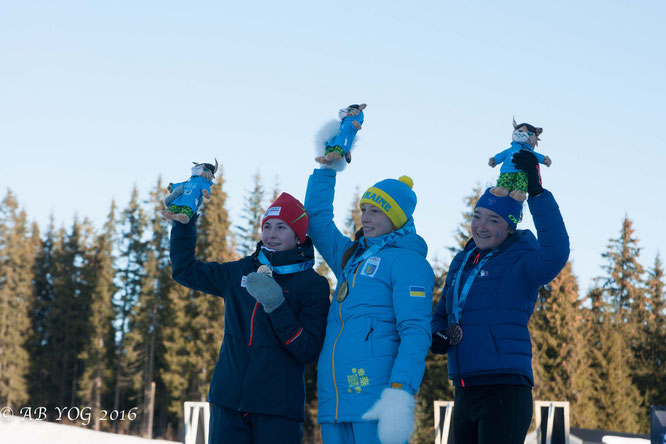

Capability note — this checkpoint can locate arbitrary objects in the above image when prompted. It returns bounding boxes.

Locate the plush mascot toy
[161,159,218,224]
[315,103,366,167]
[488,118,551,202]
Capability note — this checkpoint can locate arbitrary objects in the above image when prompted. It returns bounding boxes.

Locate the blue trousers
[320,422,381,444]
[208,403,303,444]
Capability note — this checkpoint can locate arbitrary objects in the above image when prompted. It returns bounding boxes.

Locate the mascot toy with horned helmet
[161,159,218,224]
[488,118,552,202]
[315,103,366,168]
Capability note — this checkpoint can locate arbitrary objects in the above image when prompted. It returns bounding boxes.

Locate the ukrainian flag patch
[409,286,426,298]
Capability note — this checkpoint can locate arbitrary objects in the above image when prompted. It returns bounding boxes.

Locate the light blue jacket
[494,141,547,174]
[305,168,434,423]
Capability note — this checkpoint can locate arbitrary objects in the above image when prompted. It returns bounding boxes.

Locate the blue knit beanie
[359,176,417,229]
[475,188,523,229]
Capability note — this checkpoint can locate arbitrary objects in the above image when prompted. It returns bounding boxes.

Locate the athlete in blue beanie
[431,150,570,444]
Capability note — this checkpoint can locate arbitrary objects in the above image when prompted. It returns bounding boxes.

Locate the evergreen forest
[0,173,663,443]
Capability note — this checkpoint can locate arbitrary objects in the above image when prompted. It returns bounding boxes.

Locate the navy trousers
[208,403,303,444]
[452,384,533,444]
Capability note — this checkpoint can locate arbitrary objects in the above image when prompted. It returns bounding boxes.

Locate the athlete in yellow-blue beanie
[359,175,417,230]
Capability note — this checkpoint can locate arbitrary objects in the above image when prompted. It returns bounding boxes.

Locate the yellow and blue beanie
[359,176,417,229]
[475,188,523,230]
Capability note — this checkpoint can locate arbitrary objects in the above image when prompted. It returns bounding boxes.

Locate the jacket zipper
[248,302,259,346]
[332,263,361,422]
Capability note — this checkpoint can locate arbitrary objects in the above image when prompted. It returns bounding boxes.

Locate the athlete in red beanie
[261,192,309,247]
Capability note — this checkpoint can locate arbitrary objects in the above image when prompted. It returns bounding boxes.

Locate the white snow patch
[602,437,650,444]
[0,416,178,444]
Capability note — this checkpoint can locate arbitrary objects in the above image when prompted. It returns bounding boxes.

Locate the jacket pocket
[488,325,500,355]
[365,318,375,357]
[369,319,400,358]
[490,324,532,357]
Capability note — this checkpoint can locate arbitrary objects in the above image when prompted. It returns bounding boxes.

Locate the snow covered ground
[1,415,653,444]
[0,416,178,444]
[524,429,650,444]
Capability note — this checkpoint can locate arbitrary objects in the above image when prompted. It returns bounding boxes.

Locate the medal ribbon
[340,223,415,281]
[257,249,314,275]
[451,249,495,324]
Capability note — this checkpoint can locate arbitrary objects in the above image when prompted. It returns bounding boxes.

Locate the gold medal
[337,281,349,302]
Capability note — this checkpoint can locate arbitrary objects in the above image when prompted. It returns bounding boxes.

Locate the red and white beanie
[261,192,309,244]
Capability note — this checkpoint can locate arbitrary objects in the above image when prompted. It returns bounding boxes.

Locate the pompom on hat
[475,188,523,230]
[359,175,417,229]
[261,192,309,244]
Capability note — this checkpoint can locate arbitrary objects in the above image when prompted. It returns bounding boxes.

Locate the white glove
[362,388,415,444]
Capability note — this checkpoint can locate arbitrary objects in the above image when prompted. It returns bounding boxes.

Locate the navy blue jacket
[431,190,569,386]
[170,218,330,421]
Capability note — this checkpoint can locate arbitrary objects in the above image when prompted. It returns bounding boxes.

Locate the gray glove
[245,272,285,313]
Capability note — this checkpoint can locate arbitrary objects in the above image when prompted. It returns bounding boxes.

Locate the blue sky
[1,1,664,292]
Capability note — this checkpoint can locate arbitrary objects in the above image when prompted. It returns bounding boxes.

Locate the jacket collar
[251,237,315,268]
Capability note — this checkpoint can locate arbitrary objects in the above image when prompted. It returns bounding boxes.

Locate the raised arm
[524,190,570,287]
[170,216,233,297]
[512,150,569,287]
[304,168,354,279]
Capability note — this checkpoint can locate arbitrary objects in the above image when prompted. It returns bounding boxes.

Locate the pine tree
[343,187,361,238]
[448,183,483,255]
[0,190,35,409]
[160,280,191,435]
[529,262,597,427]
[48,217,95,408]
[600,216,645,322]
[77,202,118,430]
[113,186,148,430]
[587,310,642,433]
[27,216,59,411]
[639,254,666,409]
[235,171,265,256]
[597,216,648,431]
[123,249,160,436]
[269,175,281,203]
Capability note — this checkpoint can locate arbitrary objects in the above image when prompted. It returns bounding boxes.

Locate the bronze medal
[337,281,349,302]
[445,323,463,346]
[257,265,272,277]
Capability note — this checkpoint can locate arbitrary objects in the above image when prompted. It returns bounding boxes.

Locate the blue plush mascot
[315,103,366,165]
[488,118,551,202]
[161,159,217,224]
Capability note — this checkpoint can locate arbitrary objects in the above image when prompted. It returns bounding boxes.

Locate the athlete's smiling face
[262,218,299,251]
[471,207,513,250]
[360,203,395,238]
